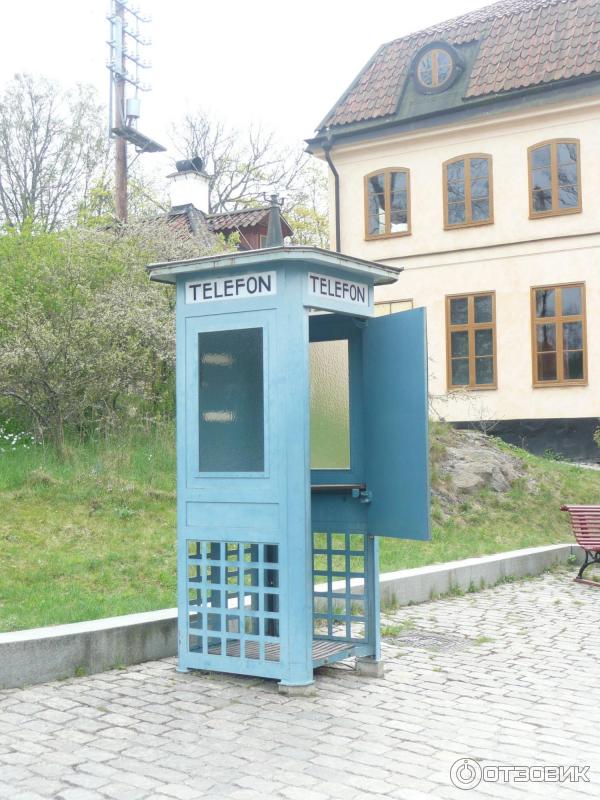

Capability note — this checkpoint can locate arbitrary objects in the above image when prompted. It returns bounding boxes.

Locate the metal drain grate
[389,627,472,651]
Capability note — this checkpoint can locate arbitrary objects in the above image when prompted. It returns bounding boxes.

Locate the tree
[282,160,329,248]
[76,171,169,229]
[0,221,229,448]
[0,74,108,232]
[171,111,301,212]
[171,109,329,246]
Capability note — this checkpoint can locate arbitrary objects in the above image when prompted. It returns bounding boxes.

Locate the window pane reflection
[535,289,555,318]
[561,286,581,316]
[451,358,469,385]
[450,297,468,325]
[475,357,493,385]
[537,353,557,381]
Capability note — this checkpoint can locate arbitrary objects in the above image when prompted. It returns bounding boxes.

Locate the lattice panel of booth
[313,531,367,642]
[186,541,280,662]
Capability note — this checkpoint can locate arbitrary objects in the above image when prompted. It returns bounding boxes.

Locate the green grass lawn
[0,428,177,632]
[1,425,599,632]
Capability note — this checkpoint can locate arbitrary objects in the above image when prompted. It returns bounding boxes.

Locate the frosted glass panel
[198,328,264,472]
[310,339,350,469]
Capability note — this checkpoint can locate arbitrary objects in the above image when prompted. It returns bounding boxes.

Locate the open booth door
[363,307,430,540]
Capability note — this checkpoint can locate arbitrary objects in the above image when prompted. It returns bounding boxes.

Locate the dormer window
[413,42,461,94]
[418,49,451,88]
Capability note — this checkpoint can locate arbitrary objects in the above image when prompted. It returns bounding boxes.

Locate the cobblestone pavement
[1,571,598,800]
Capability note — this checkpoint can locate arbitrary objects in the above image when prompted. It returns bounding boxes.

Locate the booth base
[278,682,317,697]
[356,657,385,678]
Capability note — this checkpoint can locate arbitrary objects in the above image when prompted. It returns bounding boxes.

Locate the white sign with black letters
[308,272,369,309]
[186,271,277,304]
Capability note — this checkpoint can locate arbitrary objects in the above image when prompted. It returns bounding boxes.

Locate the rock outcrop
[431,427,530,511]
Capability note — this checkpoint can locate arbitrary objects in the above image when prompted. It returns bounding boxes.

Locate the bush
[0,221,225,447]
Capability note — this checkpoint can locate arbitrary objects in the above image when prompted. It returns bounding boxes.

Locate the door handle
[352,487,372,504]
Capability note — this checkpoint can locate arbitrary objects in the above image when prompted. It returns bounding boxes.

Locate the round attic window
[413,44,460,93]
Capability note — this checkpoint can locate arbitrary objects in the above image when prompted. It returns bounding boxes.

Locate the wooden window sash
[444,155,493,229]
[528,139,581,219]
[531,283,587,386]
[423,49,451,88]
[417,52,436,88]
[384,171,392,233]
[432,51,441,87]
[364,168,411,240]
[446,292,496,390]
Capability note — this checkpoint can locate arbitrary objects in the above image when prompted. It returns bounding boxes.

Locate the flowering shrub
[0,222,230,447]
[0,420,37,453]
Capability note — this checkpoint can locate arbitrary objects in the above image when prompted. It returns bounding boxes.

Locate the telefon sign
[308,272,369,309]
[186,271,277,303]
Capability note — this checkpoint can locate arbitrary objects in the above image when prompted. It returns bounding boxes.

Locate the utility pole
[114,1,127,223]
[107,0,164,225]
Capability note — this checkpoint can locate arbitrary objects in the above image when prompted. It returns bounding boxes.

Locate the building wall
[324,96,600,428]
[378,239,599,423]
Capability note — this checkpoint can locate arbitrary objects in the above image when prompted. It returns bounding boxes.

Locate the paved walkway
[0,571,598,799]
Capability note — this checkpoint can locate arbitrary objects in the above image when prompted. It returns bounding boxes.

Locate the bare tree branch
[0,74,108,231]
[171,111,311,212]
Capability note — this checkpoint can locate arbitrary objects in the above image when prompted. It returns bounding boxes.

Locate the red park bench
[560,504,600,586]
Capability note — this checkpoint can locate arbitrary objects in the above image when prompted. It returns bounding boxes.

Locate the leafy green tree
[282,161,329,247]
[76,170,170,228]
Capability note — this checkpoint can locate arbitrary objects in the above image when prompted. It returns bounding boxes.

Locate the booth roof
[146,245,402,286]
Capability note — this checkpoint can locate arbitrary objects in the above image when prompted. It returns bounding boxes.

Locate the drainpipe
[322,138,341,252]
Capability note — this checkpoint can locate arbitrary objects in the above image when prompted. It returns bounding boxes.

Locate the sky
[0,0,487,176]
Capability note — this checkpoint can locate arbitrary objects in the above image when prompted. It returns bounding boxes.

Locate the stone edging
[0,543,582,690]
[378,543,582,607]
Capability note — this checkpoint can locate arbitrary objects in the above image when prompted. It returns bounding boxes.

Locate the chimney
[167,156,210,213]
[265,194,285,248]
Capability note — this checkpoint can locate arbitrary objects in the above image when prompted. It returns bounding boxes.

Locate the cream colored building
[307,0,600,459]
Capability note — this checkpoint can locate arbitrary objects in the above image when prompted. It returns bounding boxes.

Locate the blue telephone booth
[148,245,430,692]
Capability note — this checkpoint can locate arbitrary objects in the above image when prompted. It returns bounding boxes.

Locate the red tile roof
[206,208,293,238]
[207,209,271,231]
[319,0,600,129]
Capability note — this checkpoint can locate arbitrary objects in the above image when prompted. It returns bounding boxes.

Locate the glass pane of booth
[310,340,350,469]
[198,328,264,472]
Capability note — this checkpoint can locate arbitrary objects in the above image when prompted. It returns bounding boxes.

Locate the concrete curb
[0,543,582,690]
[0,608,178,691]
[378,543,583,607]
